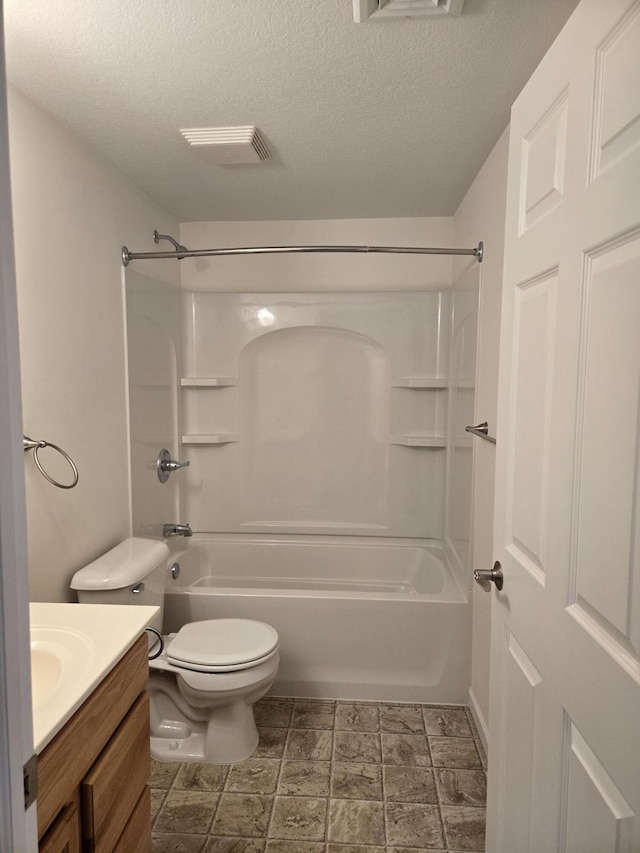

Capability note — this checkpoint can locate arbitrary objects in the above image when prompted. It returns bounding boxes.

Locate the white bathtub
[163,534,471,704]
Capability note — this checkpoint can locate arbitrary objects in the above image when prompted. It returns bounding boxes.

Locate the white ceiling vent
[179,126,270,165]
[353,0,464,22]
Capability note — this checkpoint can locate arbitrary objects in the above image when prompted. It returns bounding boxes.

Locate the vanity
[31,603,158,852]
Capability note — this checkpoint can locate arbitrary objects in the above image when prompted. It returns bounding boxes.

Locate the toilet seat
[150,650,280,694]
[166,619,279,673]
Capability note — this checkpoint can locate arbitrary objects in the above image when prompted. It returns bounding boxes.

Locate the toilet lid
[166,619,279,670]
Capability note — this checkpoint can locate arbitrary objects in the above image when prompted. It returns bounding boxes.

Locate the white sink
[30,626,94,710]
[30,602,159,753]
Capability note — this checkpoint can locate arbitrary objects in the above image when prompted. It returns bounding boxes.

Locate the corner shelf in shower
[390,436,446,447]
[181,377,238,387]
[391,378,448,388]
[181,434,239,445]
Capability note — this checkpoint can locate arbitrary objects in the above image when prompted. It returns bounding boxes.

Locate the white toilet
[70,537,279,764]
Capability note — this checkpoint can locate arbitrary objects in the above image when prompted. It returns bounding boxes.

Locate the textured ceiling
[4,0,580,222]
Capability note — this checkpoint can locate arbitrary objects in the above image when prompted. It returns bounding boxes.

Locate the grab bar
[23,436,79,489]
[465,422,496,445]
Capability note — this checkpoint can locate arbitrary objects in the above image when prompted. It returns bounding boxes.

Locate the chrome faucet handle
[157,448,190,483]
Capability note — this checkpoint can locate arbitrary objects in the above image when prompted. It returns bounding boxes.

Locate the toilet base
[150,713,259,764]
[150,687,261,764]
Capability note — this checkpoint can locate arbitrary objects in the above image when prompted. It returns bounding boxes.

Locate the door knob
[156,448,190,483]
[473,561,503,592]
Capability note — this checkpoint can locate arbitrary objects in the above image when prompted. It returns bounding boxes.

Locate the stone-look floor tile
[476,738,488,770]
[333,731,381,763]
[327,799,385,846]
[381,733,431,766]
[152,832,207,852]
[423,707,472,738]
[226,759,280,795]
[383,766,437,803]
[175,763,229,792]
[269,796,328,841]
[266,842,326,853]
[335,702,379,732]
[292,699,335,729]
[212,794,273,838]
[151,789,167,823]
[327,845,386,852]
[154,790,219,835]
[441,806,486,851]
[278,760,331,796]
[255,728,288,758]
[204,839,266,853]
[435,768,487,806]
[151,759,182,789]
[380,703,426,733]
[385,802,444,848]
[466,708,481,739]
[286,729,333,760]
[331,762,383,800]
[387,848,445,853]
[429,737,481,769]
[254,698,294,728]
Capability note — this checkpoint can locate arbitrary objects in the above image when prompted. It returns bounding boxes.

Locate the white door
[487,1,640,850]
[0,6,38,851]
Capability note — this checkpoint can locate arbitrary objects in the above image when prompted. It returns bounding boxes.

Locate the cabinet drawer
[39,802,81,853]
[113,786,151,853]
[82,692,150,852]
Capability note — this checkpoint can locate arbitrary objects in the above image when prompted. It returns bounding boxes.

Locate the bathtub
[163,534,471,704]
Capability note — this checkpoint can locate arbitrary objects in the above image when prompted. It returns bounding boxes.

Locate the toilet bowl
[71,537,280,763]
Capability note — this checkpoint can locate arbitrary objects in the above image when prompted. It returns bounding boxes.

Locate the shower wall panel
[126,270,183,535]
[180,292,454,539]
[445,288,479,577]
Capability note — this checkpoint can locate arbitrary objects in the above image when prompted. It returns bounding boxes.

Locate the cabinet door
[113,786,152,853]
[39,803,80,853]
[82,692,150,853]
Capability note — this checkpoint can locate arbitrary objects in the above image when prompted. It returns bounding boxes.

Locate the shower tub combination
[164,534,470,704]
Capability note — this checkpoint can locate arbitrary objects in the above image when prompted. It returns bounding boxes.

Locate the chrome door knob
[473,561,504,592]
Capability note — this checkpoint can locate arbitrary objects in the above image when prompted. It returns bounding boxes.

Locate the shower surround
[127,282,477,703]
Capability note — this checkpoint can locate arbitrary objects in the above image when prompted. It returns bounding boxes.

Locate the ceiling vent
[353,0,464,22]
[179,126,270,165]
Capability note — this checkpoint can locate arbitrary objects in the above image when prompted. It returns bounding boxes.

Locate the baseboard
[468,686,489,756]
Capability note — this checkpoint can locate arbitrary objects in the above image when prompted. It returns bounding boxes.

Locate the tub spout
[163,523,193,537]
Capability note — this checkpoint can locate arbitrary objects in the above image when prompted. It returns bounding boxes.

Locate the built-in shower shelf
[391,378,448,388]
[390,436,446,447]
[181,377,238,387]
[181,434,239,445]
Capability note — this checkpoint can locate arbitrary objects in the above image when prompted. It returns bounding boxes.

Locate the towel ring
[23,436,79,489]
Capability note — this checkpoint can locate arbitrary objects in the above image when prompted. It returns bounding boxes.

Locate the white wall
[453,126,509,747]
[180,218,454,292]
[8,85,179,602]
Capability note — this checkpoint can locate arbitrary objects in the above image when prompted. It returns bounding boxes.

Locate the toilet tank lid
[70,537,170,590]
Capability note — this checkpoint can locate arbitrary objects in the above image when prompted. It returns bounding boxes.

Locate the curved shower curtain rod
[121,231,484,266]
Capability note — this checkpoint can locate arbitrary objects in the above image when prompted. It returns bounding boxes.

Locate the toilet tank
[70,538,170,632]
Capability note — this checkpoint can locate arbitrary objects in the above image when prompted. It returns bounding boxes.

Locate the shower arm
[122,233,484,266]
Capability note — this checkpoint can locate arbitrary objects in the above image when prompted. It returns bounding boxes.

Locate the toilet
[70,537,279,764]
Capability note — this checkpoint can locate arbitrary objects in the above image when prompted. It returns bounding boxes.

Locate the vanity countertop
[30,602,158,753]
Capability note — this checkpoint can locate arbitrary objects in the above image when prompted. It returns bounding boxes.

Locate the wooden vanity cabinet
[37,635,151,852]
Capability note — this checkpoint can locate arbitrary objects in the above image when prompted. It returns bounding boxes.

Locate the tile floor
[151,697,487,853]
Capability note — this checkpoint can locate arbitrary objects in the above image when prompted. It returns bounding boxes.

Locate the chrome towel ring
[23,436,79,489]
